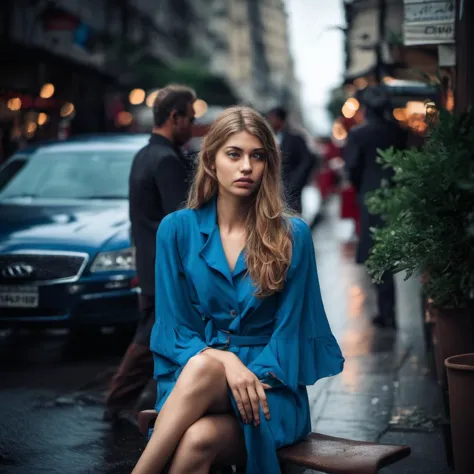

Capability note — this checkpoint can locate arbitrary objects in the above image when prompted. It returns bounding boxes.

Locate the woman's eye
[253,153,265,160]
[227,151,239,158]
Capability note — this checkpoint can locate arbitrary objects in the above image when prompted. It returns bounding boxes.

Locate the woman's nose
[241,156,252,172]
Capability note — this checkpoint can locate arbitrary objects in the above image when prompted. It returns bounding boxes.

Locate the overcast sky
[284,0,345,135]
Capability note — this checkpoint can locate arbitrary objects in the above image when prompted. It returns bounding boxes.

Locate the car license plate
[0,285,39,308]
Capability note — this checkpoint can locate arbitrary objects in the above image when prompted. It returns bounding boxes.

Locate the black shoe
[104,409,139,430]
[372,315,397,329]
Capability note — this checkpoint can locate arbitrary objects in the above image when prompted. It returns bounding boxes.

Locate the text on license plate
[0,286,39,308]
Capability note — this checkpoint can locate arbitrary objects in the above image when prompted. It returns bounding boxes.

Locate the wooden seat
[138,410,410,474]
[278,432,410,474]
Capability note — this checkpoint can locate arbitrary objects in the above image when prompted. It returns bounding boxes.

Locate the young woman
[132,106,344,474]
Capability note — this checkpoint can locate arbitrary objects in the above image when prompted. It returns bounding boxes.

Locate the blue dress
[150,198,344,474]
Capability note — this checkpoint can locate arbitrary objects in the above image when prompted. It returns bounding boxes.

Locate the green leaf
[366,106,474,307]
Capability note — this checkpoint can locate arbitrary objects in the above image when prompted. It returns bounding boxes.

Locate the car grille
[0,253,87,282]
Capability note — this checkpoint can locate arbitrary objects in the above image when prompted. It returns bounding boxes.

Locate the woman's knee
[180,353,225,388]
[179,417,220,455]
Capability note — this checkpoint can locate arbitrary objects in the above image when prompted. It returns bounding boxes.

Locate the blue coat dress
[150,198,344,474]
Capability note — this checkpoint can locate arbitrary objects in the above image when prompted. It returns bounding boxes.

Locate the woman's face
[213,131,266,199]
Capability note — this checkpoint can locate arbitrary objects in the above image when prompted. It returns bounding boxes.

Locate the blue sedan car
[0,134,149,332]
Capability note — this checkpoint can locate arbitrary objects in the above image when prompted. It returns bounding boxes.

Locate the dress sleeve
[150,213,208,377]
[247,218,344,392]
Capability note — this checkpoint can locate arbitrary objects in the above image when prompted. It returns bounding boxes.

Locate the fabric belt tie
[216,329,271,348]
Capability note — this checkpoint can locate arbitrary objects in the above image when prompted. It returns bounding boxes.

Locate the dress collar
[197,197,247,281]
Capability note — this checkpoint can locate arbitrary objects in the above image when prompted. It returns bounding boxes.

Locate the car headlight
[90,248,135,272]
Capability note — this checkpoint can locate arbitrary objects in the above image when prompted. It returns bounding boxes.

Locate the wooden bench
[138,410,411,474]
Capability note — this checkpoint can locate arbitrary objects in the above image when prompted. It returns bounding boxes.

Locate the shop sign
[403,0,455,45]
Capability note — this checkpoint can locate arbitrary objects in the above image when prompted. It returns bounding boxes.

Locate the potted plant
[445,353,474,474]
[365,106,474,473]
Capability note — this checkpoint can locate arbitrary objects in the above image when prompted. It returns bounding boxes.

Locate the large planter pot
[445,354,474,474]
[432,306,474,389]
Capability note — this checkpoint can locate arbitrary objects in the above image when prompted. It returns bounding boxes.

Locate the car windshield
[0,147,137,200]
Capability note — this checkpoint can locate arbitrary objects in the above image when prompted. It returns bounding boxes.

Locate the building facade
[194,0,300,115]
[0,0,301,159]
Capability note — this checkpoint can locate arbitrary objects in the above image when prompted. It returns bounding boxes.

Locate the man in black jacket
[344,85,408,329]
[104,84,196,423]
[266,107,316,214]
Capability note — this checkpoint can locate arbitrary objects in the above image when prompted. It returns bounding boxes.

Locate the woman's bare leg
[132,354,232,474]
[167,414,246,474]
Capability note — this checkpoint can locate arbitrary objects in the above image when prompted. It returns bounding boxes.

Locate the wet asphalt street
[0,198,453,474]
[0,327,144,474]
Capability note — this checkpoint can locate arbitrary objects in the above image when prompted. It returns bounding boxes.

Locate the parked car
[0,134,149,334]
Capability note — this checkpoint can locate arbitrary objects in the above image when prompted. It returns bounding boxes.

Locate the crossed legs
[132,354,246,474]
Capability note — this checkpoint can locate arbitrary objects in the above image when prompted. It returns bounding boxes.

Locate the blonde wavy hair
[187,106,293,297]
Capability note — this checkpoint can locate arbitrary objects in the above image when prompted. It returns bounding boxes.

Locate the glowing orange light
[7,98,22,111]
[116,111,133,127]
[193,99,208,118]
[146,90,159,108]
[37,113,48,126]
[393,108,406,121]
[40,83,55,99]
[332,120,348,141]
[354,77,368,90]
[60,102,75,117]
[129,88,145,105]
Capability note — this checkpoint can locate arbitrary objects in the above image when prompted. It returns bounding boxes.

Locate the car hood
[0,199,130,254]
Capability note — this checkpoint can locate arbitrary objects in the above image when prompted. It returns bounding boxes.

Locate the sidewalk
[309,197,451,474]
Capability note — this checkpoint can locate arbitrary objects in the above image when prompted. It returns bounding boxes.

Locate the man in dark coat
[104,84,197,423]
[266,107,316,213]
[344,85,408,329]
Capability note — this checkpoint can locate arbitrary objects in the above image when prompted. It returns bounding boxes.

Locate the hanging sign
[403,0,455,45]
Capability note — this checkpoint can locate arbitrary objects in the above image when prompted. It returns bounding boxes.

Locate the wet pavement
[0,197,452,474]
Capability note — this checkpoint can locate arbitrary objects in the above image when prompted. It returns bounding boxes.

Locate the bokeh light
[40,83,55,99]
[129,89,146,105]
[193,99,208,118]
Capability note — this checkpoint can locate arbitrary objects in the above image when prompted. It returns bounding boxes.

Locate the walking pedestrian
[132,106,344,474]
[104,84,197,423]
[344,85,409,329]
[266,106,316,214]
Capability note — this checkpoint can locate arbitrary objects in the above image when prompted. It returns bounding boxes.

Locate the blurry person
[104,84,197,424]
[266,107,316,214]
[131,106,343,474]
[344,85,408,329]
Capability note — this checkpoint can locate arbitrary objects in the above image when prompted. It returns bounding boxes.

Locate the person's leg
[135,377,157,413]
[373,271,396,328]
[167,414,246,474]
[131,354,234,474]
[105,306,155,419]
[104,342,153,418]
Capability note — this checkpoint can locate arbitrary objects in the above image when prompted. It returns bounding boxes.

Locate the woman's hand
[222,354,271,426]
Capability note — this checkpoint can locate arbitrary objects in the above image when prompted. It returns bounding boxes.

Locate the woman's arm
[151,214,209,372]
